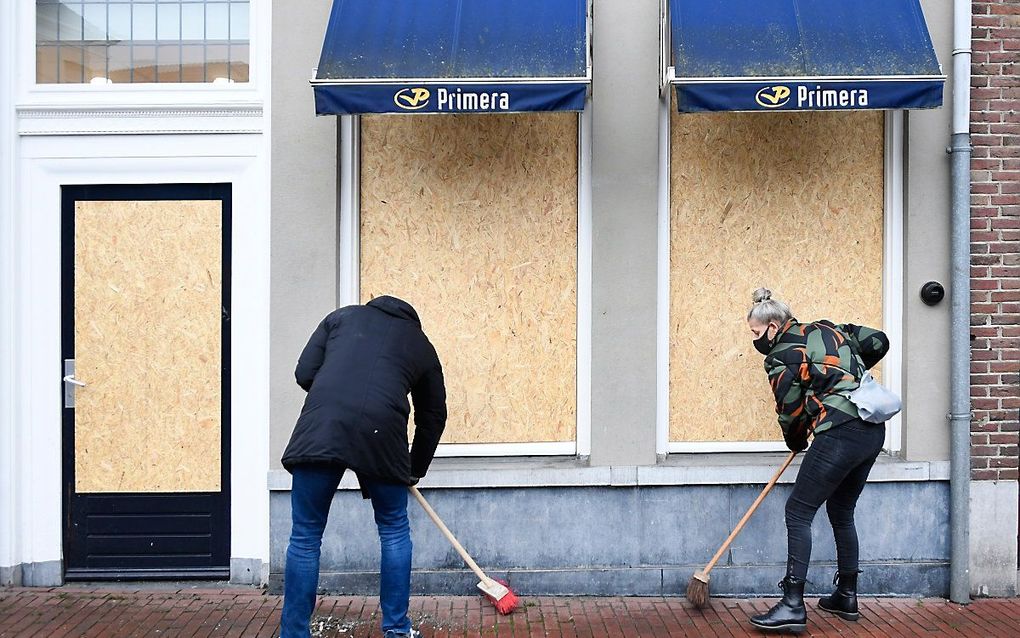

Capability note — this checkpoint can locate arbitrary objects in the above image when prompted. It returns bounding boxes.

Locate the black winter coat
[281,296,447,484]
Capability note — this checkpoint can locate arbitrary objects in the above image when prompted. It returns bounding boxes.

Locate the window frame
[19,0,267,109]
[655,99,905,455]
[337,108,594,458]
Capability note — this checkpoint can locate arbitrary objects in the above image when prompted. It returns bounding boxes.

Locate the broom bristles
[477,578,518,615]
[686,570,711,609]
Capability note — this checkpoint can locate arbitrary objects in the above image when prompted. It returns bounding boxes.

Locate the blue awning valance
[666,0,945,113]
[312,0,590,115]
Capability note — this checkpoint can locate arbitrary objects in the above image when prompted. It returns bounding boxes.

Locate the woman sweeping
[745,287,890,633]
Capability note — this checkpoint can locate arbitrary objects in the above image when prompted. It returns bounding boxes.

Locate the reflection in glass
[132,45,157,82]
[206,43,228,81]
[36,0,250,83]
[181,44,205,82]
[37,4,59,41]
[181,3,204,40]
[157,44,181,82]
[58,3,83,41]
[107,3,130,41]
[36,45,59,83]
[82,3,106,40]
[107,43,132,82]
[205,3,229,40]
[229,43,248,82]
[58,44,84,82]
[84,44,108,80]
[132,2,156,41]
[230,3,248,40]
[157,3,181,41]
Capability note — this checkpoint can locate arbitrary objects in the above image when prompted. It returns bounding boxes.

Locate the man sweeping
[279,295,447,638]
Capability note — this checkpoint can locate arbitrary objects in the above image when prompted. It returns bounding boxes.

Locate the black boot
[818,570,860,621]
[749,576,807,633]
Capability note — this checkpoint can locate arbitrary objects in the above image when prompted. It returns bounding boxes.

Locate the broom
[409,485,519,615]
[686,450,798,609]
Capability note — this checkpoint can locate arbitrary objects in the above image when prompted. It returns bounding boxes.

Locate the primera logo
[394,87,430,110]
[755,85,791,108]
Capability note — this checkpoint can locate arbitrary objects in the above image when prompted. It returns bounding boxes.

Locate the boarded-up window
[669,108,885,443]
[360,114,578,445]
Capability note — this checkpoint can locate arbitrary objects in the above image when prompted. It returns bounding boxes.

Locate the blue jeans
[280,465,413,638]
[785,419,886,580]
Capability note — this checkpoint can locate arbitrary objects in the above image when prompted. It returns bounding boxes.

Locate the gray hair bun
[752,287,773,304]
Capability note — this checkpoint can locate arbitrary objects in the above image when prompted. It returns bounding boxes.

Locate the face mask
[753,324,775,356]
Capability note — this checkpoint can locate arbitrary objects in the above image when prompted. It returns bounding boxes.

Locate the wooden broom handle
[701,451,797,575]
[409,485,490,583]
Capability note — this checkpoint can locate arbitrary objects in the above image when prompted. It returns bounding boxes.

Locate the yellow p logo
[394,87,431,110]
[755,86,792,108]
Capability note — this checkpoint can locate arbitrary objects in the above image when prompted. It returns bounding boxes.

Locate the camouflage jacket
[763,319,890,450]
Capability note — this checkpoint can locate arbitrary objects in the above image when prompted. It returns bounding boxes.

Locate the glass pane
[205,3,228,40]
[58,3,83,41]
[229,2,247,41]
[37,4,59,42]
[181,44,204,82]
[36,45,59,82]
[107,43,131,82]
[132,44,156,81]
[229,43,247,82]
[206,43,228,81]
[58,44,84,82]
[84,44,108,80]
[157,3,180,40]
[82,3,105,40]
[181,3,203,40]
[107,3,130,41]
[157,44,180,82]
[132,3,156,41]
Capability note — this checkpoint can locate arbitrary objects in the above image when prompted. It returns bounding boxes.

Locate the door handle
[63,374,86,387]
[63,359,84,408]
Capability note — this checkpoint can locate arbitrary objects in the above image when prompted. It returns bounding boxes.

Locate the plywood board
[361,113,578,444]
[669,109,885,442]
[75,200,222,492]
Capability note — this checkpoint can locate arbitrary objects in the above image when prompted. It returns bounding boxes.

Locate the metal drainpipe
[949,0,973,605]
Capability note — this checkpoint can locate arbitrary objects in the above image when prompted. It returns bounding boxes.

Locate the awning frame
[659,0,946,110]
[311,0,594,113]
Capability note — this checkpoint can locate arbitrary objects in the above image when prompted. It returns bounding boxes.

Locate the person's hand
[408,476,421,486]
[784,434,808,453]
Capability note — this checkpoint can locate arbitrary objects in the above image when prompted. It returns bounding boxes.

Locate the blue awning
[312,0,590,115]
[666,0,945,113]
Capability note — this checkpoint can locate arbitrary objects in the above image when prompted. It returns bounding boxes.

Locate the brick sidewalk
[1,587,1017,637]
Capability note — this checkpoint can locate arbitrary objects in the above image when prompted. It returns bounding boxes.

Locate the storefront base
[267,562,949,598]
[0,561,62,587]
[268,474,952,597]
[969,480,1019,598]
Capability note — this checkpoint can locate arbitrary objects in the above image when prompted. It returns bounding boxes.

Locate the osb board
[360,114,577,444]
[74,200,222,492]
[670,109,885,442]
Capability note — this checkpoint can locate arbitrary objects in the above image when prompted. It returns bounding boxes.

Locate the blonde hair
[747,287,793,325]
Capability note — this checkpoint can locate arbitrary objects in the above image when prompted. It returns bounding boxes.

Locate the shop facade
[1,0,1017,599]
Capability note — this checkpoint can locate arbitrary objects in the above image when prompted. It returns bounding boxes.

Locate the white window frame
[338,105,593,458]
[15,0,269,135]
[656,97,906,455]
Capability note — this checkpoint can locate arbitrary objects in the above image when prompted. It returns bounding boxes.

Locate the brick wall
[969,0,1019,481]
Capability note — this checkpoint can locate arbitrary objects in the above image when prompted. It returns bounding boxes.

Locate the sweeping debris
[409,486,519,615]
[686,451,797,609]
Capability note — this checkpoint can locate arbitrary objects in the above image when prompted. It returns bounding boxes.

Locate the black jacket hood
[367,295,420,324]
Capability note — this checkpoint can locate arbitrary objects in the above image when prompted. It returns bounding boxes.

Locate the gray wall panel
[270,482,949,596]
[270,1,339,468]
[589,0,660,466]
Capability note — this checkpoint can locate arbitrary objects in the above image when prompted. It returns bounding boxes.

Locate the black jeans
[785,419,886,580]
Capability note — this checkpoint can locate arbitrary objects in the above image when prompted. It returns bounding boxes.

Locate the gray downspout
[949,0,972,605]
